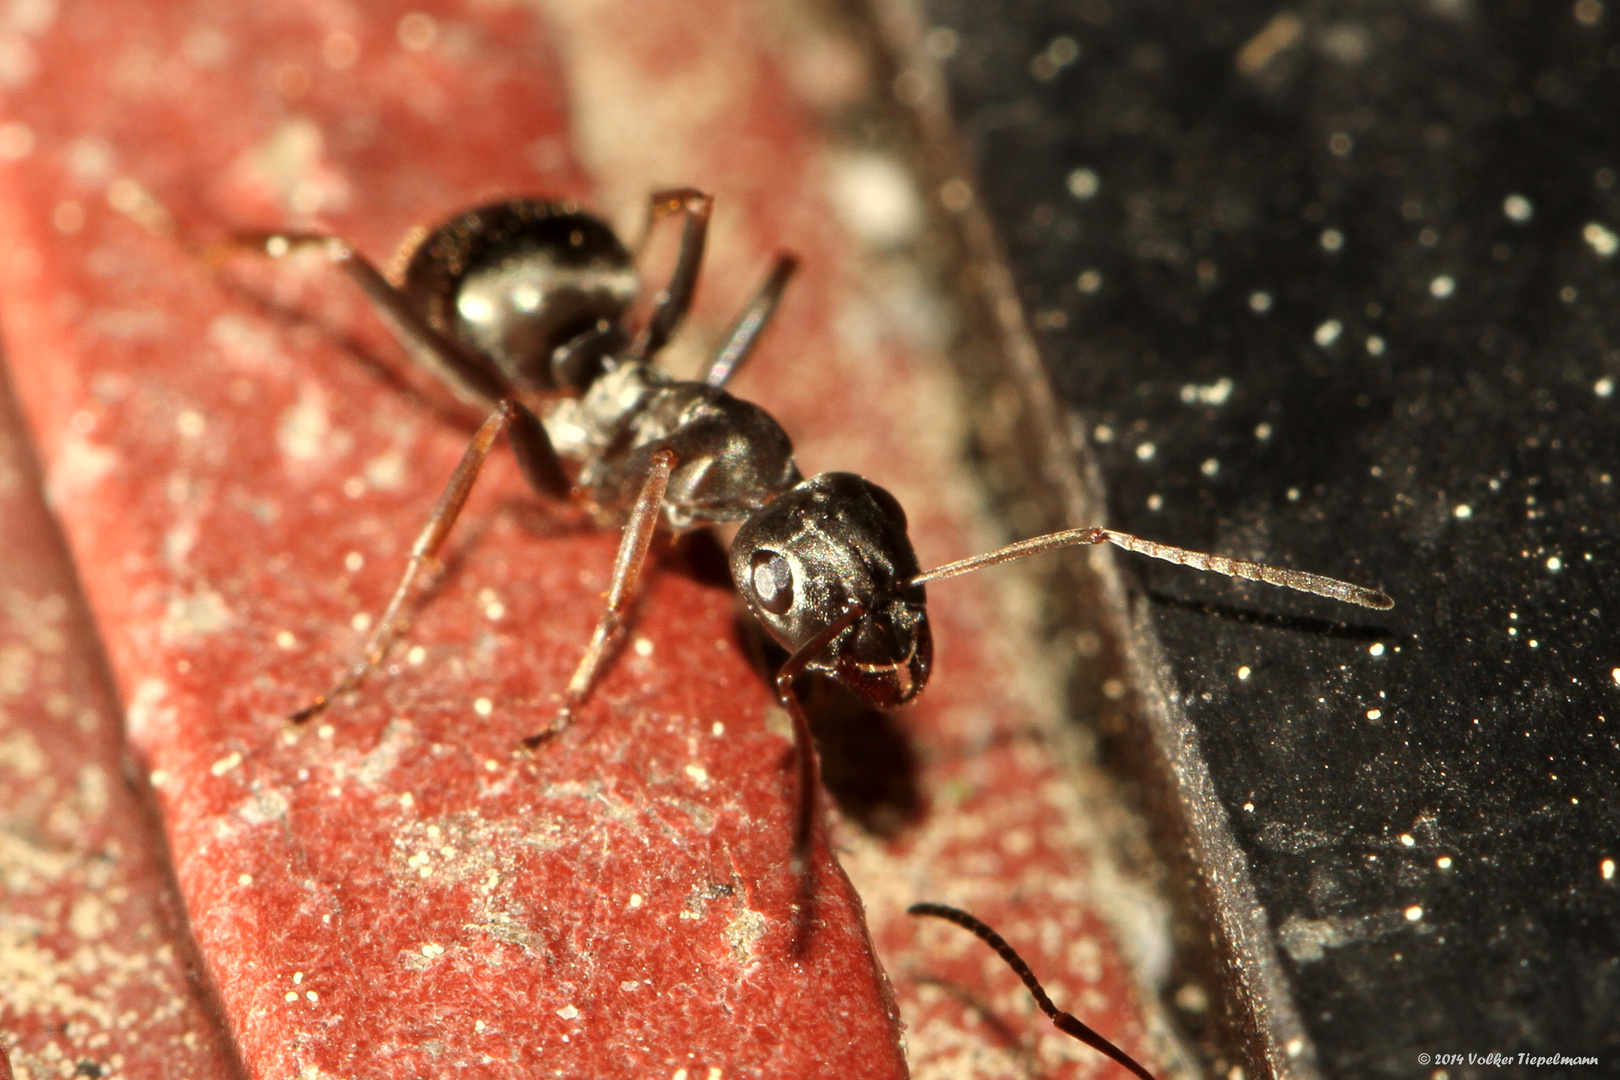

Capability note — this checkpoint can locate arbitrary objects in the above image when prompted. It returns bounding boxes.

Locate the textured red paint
[0,0,1162,1077]
[0,0,904,1076]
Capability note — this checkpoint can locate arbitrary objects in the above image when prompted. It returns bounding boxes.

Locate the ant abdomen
[400,199,637,393]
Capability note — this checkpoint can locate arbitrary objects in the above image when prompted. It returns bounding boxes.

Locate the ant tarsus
[908,902,1158,1080]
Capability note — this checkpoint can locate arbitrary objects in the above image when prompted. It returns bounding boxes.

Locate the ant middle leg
[523,447,678,748]
[703,254,798,389]
[207,231,510,411]
[291,400,557,722]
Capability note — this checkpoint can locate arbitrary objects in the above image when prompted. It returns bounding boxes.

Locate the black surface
[923,2,1620,1077]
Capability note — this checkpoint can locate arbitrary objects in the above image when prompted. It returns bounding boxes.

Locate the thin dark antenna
[910,526,1393,610]
[908,902,1158,1080]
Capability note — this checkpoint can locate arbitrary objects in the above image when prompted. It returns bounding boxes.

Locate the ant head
[731,473,932,708]
[403,200,638,392]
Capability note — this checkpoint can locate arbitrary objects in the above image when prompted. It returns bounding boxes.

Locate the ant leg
[522,448,678,748]
[908,903,1157,1080]
[208,232,509,410]
[774,603,867,868]
[702,254,798,388]
[630,190,713,362]
[291,401,527,723]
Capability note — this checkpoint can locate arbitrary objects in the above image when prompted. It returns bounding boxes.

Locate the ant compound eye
[749,551,794,616]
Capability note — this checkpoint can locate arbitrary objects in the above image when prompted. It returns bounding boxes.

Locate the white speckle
[475,1018,487,1032]
[1576,0,1605,26]
[149,769,169,788]
[1584,222,1618,258]
[1367,708,1383,720]
[1612,668,1619,685]
[474,697,493,717]
[1561,285,1579,303]
[285,991,299,1003]
[1255,422,1273,440]
[210,750,244,777]
[673,1070,688,1080]
[1146,493,1164,511]
[408,645,426,665]
[238,873,254,886]
[707,1069,723,1080]
[276,630,297,649]
[1400,833,1415,847]
[711,721,725,737]
[397,11,437,51]
[1320,228,1344,252]
[1076,268,1103,293]
[1366,335,1386,356]
[278,388,332,462]
[1404,905,1423,922]
[306,990,319,1003]
[318,723,335,740]
[293,971,304,984]
[484,600,505,621]
[1136,441,1156,461]
[685,764,710,785]
[1066,167,1100,200]
[1249,291,1272,313]
[351,611,372,633]
[1243,801,1255,812]
[1453,504,1473,519]
[1200,457,1219,476]
[1596,376,1614,398]
[1237,666,1252,681]
[364,449,407,490]
[1286,1035,1305,1058]
[633,636,654,657]
[1503,194,1533,222]
[1603,858,1616,880]
[1314,319,1343,347]
[556,1004,579,1020]
[1179,376,1234,406]
[421,942,445,958]
[1329,132,1353,156]
[925,26,959,59]
[827,152,922,249]
[457,293,495,324]
[1093,423,1115,443]
[1547,556,1562,571]
[1429,275,1455,298]
[344,551,364,572]
[1437,856,1453,869]
[628,893,644,909]
[1369,642,1385,656]
[176,409,206,438]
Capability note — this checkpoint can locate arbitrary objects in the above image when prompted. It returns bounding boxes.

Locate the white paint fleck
[1367,709,1383,720]
[176,409,206,438]
[1249,290,1272,312]
[210,750,244,777]
[408,645,426,665]
[238,873,253,886]
[826,152,922,249]
[556,1003,579,1020]
[1437,856,1453,869]
[276,630,297,649]
[711,721,725,737]
[685,764,709,785]
[1314,319,1342,347]
[473,697,493,717]
[1366,335,1386,356]
[1584,222,1618,258]
[278,387,333,462]
[1595,376,1614,398]
[632,636,654,657]
[1430,275,1455,298]
[1066,167,1100,199]
[1237,666,1251,680]
[1179,376,1234,406]
[1603,858,1615,880]
[1135,441,1156,461]
[1453,504,1473,519]
[1370,642,1385,656]
[628,893,643,909]
[1399,833,1415,847]
[1547,556,1562,571]
[1404,905,1423,922]
[1503,194,1533,222]
[344,551,364,573]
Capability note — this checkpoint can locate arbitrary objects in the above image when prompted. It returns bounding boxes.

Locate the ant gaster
[220,189,1392,867]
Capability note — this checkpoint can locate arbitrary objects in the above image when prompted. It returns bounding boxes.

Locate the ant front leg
[630,190,713,362]
[523,448,678,748]
[291,400,552,722]
[207,231,511,412]
[703,254,798,389]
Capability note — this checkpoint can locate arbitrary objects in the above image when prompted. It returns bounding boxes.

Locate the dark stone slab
[921,1,1620,1076]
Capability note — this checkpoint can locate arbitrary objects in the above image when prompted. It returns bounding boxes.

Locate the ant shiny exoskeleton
[908,902,1157,1080]
[218,188,1391,868]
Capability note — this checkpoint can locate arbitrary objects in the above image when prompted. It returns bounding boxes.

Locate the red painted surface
[0,0,1161,1077]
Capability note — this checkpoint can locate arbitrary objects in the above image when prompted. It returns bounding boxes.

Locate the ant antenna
[909,526,1393,610]
[908,902,1158,1080]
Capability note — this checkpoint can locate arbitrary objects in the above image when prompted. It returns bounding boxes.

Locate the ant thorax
[545,360,801,530]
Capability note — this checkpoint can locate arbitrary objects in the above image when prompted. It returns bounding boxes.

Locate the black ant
[215,188,1392,869]
[909,902,1157,1080]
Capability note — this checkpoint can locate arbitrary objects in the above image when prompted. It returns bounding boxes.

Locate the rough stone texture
[0,0,1163,1077]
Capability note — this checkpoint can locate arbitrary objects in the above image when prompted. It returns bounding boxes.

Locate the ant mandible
[218,188,1392,867]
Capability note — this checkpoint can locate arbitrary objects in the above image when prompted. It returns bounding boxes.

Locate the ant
[909,902,1157,1080]
[216,188,1392,868]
